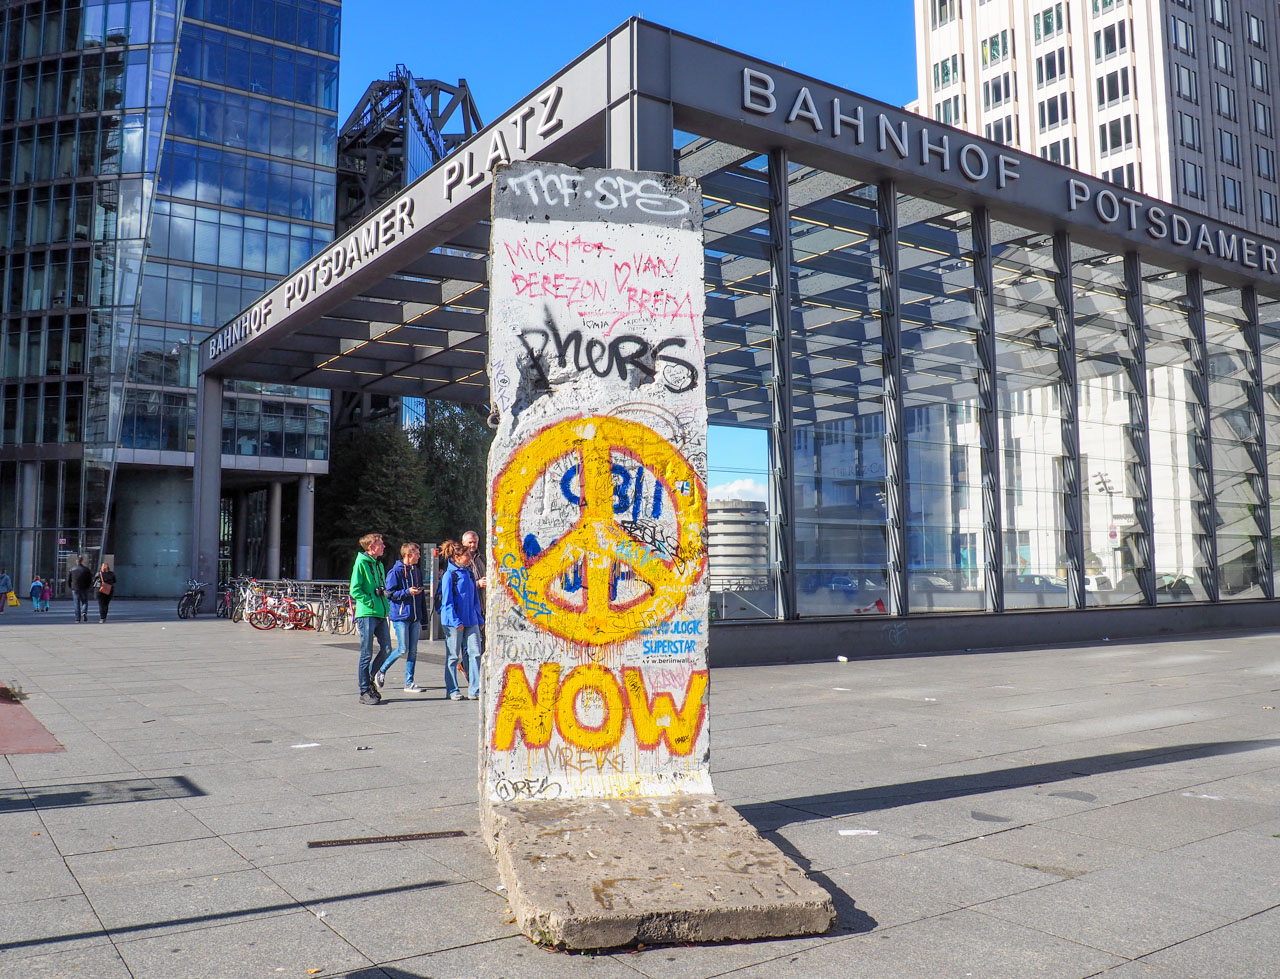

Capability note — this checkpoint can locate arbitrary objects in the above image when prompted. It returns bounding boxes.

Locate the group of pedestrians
[348,530,486,705]
[0,559,115,620]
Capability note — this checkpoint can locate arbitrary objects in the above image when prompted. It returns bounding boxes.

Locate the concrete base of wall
[708,601,1280,666]
[489,795,835,949]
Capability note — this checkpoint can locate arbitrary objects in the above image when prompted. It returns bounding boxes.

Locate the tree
[409,401,494,546]
[314,423,429,577]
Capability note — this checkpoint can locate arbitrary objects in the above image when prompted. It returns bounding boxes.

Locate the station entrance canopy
[194,19,1280,652]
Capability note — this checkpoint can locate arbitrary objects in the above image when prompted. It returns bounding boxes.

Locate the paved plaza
[1,603,1278,978]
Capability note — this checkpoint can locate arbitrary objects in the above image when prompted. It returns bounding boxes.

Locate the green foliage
[409,400,494,545]
[313,402,493,577]
[314,422,429,576]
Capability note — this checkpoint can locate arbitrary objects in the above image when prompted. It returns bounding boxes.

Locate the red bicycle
[247,593,316,631]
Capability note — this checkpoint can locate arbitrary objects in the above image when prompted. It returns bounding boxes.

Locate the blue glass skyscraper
[0,0,340,593]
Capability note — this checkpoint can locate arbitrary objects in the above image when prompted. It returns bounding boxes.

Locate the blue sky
[338,3,919,499]
[337,2,919,127]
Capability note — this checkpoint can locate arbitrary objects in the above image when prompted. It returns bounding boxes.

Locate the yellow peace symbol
[491,415,706,646]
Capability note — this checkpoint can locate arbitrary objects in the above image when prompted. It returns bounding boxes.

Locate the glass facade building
[193,22,1280,656]
[0,0,338,594]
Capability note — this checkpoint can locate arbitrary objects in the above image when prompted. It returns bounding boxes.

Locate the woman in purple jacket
[440,540,483,701]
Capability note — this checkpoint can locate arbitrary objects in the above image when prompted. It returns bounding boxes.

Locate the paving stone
[945,824,1154,878]
[974,877,1232,957]
[1037,789,1278,850]
[114,908,372,979]
[0,943,134,977]
[0,893,108,960]
[382,935,643,979]
[1142,907,1280,978]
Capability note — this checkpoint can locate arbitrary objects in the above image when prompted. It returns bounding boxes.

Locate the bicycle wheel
[292,608,316,631]
[248,609,277,631]
[177,594,194,619]
[332,606,355,635]
[231,602,244,623]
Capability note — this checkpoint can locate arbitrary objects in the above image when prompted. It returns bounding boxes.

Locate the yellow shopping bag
[6,591,17,607]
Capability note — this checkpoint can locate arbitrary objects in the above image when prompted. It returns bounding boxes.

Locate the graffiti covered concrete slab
[484,162,710,804]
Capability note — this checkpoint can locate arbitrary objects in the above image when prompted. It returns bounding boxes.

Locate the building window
[983,30,1011,66]
[1094,22,1129,62]
[1099,115,1135,156]
[1261,189,1279,225]
[931,0,959,28]
[1217,127,1241,166]
[1248,56,1270,92]
[1097,68,1131,107]
[1092,0,1126,11]
[1214,81,1238,119]
[1035,4,1068,43]
[1170,16,1195,55]
[1246,12,1265,48]
[984,72,1013,110]
[985,114,1015,144]
[1037,92,1070,132]
[1039,137,1073,166]
[934,53,961,90]
[1175,64,1200,102]
[1106,163,1136,189]
[1221,174,1244,212]
[1254,99,1273,135]
[1212,37,1235,75]
[1258,145,1277,181]
[1037,48,1067,87]
[1182,160,1206,198]
[1177,111,1202,149]
[1209,0,1229,29]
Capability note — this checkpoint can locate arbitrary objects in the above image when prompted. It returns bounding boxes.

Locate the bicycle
[248,593,316,631]
[177,579,208,619]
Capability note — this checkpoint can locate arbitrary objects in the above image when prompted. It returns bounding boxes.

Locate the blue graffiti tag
[498,552,552,619]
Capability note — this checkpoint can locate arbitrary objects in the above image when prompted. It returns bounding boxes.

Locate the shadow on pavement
[736,738,1280,831]
[0,775,205,813]
[0,880,455,953]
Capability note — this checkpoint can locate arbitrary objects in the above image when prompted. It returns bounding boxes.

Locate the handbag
[98,581,113,595]
[5,591,16,607]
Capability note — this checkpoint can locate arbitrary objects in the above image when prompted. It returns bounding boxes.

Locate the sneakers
[403,684,424,694]
[448,692,463,701]
[373,670,386,690]
[359,691,380,705]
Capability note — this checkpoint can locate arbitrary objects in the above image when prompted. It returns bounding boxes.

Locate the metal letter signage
[483,161,711,804]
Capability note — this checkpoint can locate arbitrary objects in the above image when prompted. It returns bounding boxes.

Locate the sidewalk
[1,603,1277,978]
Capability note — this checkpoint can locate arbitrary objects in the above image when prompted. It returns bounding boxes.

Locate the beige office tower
[915,0,1280,235]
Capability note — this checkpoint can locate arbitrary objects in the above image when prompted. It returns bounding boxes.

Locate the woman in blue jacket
[373,542,428,694]
[440,539,483,701]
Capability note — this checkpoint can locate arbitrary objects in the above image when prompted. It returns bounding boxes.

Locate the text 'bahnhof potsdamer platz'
[195,21,1280,660]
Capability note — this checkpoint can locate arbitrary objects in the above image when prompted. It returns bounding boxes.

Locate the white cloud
[709,478,768,502]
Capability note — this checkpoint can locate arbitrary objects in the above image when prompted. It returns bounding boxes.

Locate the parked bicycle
[177,578,208,619]
[247,591,316,631]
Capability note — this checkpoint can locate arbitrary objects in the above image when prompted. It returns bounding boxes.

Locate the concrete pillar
[295,475,314,580]
[232,491,248,575]
[17,461,37,579]
[266,480,282,579]
[191,373,223,586]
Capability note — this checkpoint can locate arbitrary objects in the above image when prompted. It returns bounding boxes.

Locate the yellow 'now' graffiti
[491,662,708,756]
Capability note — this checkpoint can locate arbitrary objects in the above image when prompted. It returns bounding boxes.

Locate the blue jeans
[444,624,482,697]
[375,619,419,686]
[73,589,89,621]
[356,616,389,694]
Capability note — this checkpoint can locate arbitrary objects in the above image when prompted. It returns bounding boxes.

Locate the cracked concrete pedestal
[489,796,836,949]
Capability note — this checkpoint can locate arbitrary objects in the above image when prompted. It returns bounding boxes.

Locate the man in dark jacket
[67,557,93,622]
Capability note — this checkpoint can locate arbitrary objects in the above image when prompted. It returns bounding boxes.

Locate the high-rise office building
[915,0,1280,234]
[0,0,340,594]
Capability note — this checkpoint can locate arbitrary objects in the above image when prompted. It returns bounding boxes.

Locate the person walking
[29,574,43,612]
[439,540,483,701]
[67,557,93,622]
[95,563,117,622]
[372,543,427,695]
[462,529,488,651]
[350,533,390,705]
[0,568,12,614]
[40,576,51,612]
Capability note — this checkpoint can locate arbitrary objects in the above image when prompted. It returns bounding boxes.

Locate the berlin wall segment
[481,161,834,947]
[485,162,713,804]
